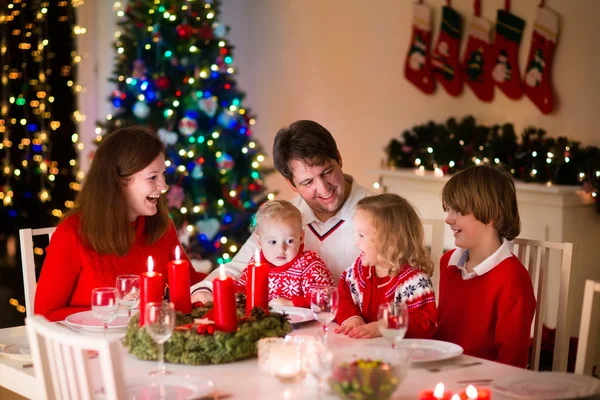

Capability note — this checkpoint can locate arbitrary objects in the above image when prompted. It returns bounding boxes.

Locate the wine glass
[91,287,119,338]
[115,274,140,318]
[309,285,339,346]
[144,302,176,376]
[305,338,333,398]
[378,302,409,349]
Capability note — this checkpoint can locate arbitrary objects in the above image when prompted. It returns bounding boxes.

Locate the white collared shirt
[191,176,373,294]
[449,238,513,280]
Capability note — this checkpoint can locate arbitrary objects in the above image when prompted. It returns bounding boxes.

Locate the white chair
[19,227,56,317]
[575,279,600,375]
[512,238,575,372]
[421,219,445,304]
[26,315,127,400]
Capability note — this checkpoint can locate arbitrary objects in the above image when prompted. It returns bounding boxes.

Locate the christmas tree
[0,0,81,321]
[97,0,272,268]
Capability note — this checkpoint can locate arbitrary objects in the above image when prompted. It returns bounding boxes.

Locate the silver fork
[426,361,482,373]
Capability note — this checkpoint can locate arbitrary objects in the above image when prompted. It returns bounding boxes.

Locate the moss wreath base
[123,295,292,365]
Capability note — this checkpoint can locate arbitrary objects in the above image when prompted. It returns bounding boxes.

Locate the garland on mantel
[385,116,600,213]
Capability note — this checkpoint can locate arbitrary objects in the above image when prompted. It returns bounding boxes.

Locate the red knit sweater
[236,248,334,308]
[34,214,206,321]
[434,249,536,368]
[335,257,437,339]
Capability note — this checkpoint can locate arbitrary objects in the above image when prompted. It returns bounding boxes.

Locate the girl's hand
[334,317,365,334]
[348,321,382,339]
[269,297,294,307]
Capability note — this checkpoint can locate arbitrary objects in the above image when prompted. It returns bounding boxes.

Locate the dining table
[1,319,598,400]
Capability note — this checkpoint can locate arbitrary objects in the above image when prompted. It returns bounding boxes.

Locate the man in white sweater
[191,120,372,302]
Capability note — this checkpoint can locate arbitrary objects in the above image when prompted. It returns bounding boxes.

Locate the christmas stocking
[461,15,494,102]
[431,4,463,96]
[524,6,559,114]
[491,7,525,99]
[404,2,435,94]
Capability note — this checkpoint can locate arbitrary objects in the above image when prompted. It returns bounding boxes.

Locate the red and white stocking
[461,0,494,102]
[524,5,558,114]
[491,1,525,99]
[404,1,435,94]
[431,1,463,96]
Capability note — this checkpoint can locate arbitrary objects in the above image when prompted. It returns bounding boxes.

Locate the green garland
[123,298,292,365]
[385,116,600,214]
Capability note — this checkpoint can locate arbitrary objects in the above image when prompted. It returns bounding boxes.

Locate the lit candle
[459,385,491,400]
[245,248,269,317]
[139,256,164,326]
[418,383,453,400]
[213,264,238,332]
[167,245,192,314]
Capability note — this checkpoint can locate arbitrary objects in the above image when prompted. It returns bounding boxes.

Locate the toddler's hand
[334,317,365,334]
[348,321,381,339]
[191,291,213,304]
[269,298,294,307]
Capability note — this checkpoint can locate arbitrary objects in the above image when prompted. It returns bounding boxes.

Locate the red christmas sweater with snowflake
[335,257,437,338]
[235,247,334,308]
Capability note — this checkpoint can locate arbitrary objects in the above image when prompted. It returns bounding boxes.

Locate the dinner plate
[270,306,315,324]
[0,339,32,362]
[492,371,600,399]
[98,375,213,400]
[395,339,463,362]
[64,310,129,331]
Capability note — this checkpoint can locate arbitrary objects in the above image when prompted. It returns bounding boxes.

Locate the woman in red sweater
[34,126,206,321]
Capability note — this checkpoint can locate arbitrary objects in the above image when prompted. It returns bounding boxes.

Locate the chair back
[19,227,57,317]
[512,238,575,372]
[26,315,127,400]
[575,279,600,375]
[421,219,445,304]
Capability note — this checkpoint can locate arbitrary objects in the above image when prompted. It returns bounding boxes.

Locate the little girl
[236,199,334,307]
[334,193,437,338]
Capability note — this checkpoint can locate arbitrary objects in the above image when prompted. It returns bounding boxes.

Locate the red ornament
[155,76,170,90]
[176,24,195,40]
[197,24,214,40]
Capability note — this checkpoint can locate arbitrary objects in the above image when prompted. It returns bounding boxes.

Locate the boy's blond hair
[442,165,520,240]
[356,194,434,277]
[253,199,302,232]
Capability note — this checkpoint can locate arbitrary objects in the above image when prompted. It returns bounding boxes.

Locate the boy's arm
[495,293,536,368]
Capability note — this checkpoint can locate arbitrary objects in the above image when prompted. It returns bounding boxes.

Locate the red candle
[246,249,269,317]
[213,264,238,332]
[458,385,491,400]
[139,256,164,326]
[418,383,453,400]
[167,245,192,314]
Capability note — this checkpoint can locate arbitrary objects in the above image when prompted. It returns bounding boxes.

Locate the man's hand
[191,291,213,304]
[269,298,294,307]
[347,321,381,339]
[334,317,365,334]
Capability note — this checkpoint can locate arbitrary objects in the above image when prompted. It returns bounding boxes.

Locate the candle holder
[257,337,306,384]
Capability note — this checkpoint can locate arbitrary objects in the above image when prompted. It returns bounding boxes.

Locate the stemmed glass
[115,275,140,318]
[144,302,176,376]
[305,338,334,399]
[91,287,119,338]
[378,302,409,349]
[309,285,339,347]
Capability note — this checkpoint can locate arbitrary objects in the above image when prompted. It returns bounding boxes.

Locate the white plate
[270,306,315,324]
[98,375,212,400]
[0,339,31,362]
[65,310,129,331]
[395,339,463,362]
[492,371,600,399]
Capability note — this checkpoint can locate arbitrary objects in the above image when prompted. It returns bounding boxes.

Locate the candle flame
[434,383,445,398]
[254,249,261,266]
[219,263,226,279]
[451,395,461,400]
[466,385,478,399]
[175,245,181,261]
[147,256,154,272]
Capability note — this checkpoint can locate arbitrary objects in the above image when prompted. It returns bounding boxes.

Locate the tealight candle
[139,256,164,326]
[167,245,192,314]
[418,383,453,400]
[459,385,491,400]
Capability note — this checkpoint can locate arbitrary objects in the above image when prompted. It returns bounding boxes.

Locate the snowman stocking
[461,8,494,102]
[524,6,558,114]
[404,2,435,94]
[491,4,525,99]
[431,3,463,96]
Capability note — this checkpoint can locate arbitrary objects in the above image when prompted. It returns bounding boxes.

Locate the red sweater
[236,248,334,308]
[34,214,206,321]
[335,257,437,339]
[434,249,536,368]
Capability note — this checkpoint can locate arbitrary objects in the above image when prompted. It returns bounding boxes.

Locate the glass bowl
[328,345,410,400]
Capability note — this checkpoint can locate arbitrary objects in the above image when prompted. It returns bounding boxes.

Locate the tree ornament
[461,3,494,102]
[198,96,218,117]
[431,2,463,96]
[197,24,214,41]
[132,101,150,119]
[216,153,234,170]
[166,185,185,209]
[491,2,525,99]
[404,1,435,94]
[178,117,198,136]
[218,110,237,128]
[213,23,227,38]
[132,59,147,79]
[177,23,195,40]
[196,218,221,241]
[158,128,178,145]
[192,164,204,179]
[155,76,170,90]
